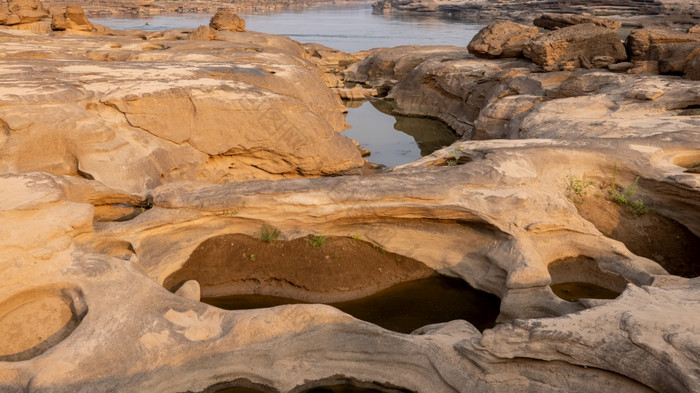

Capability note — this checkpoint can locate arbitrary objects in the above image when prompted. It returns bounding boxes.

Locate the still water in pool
[203,275,500,334]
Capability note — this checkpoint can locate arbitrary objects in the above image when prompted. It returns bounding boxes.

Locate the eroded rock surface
[0,24,364,195]
[209,10,246,32]
[50,4,92,31]
[346,45,700,140]
[523,23,627,71]
[467,20,539,59]
[1,6,699,393]
[2,128,699,391]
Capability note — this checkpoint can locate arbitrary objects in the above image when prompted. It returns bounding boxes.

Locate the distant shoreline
[42,0,373,17]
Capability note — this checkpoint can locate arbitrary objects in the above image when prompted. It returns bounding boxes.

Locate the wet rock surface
[1,5,699,393]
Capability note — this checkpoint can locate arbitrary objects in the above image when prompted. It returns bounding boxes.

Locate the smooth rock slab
[0,29,364,195]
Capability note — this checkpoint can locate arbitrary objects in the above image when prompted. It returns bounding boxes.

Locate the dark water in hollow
[202,275,500,334]
[550,282,621,302]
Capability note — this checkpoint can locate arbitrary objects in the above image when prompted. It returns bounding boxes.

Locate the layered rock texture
[467,20,539,59]
[0,21,364,195]
[1,6,700,393]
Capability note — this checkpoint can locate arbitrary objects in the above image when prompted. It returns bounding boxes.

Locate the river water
[94,5,481,52]
[95,5,483,166]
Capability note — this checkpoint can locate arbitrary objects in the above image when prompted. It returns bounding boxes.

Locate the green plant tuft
[308,235,326,248]
[565,171,593,204]
[445,149,463,166]
[351,233,361,240]
[609,176,639,206]
[259,223,280,243]
[629,199,649,217]
[248,254,256,261]
[374,245,388,255]
[607,163,649,217]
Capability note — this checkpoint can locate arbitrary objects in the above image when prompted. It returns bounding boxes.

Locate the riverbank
[42,0,371,16]
[373,0,700,28]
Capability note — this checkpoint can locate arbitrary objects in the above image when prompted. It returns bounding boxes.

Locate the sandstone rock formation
[1,5,700,393]
[685,53,700,80]
[302,43,368,89]
[1,127,698,391]
[0,23,364,195]
[523,23,627,71]
[346,45,700,140]
[188,24,216,40]
[4,0,48,24]
[50,4,92,31]
[627,27,700,61]
[625,27,700,78]
[209,10,245,32]
[467,20,539,58]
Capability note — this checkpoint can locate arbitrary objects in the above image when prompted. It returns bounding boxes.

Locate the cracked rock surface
[0,26,364,195]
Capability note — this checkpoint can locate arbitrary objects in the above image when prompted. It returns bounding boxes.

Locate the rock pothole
[575,195,700,277]
[0,285,87,362]
[548,256,628,302]
[670,150,700,173]
[93,203,148,222]
[164,233,436,302]
[165,233,500,333]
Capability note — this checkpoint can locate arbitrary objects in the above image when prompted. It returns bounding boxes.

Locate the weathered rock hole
[93,203,146,222]
[670,151,700,171]
[548,256,627,302]
[91,239,135,260]
[676,104,700,116]
[0,285,87,362]
[165,234,500,333]
[576,193,700,277]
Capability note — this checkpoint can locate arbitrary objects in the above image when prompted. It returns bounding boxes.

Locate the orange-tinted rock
[468,21,539,59]
[6,0,48,24]
[209,10,245,32]
[524,23,627,70]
